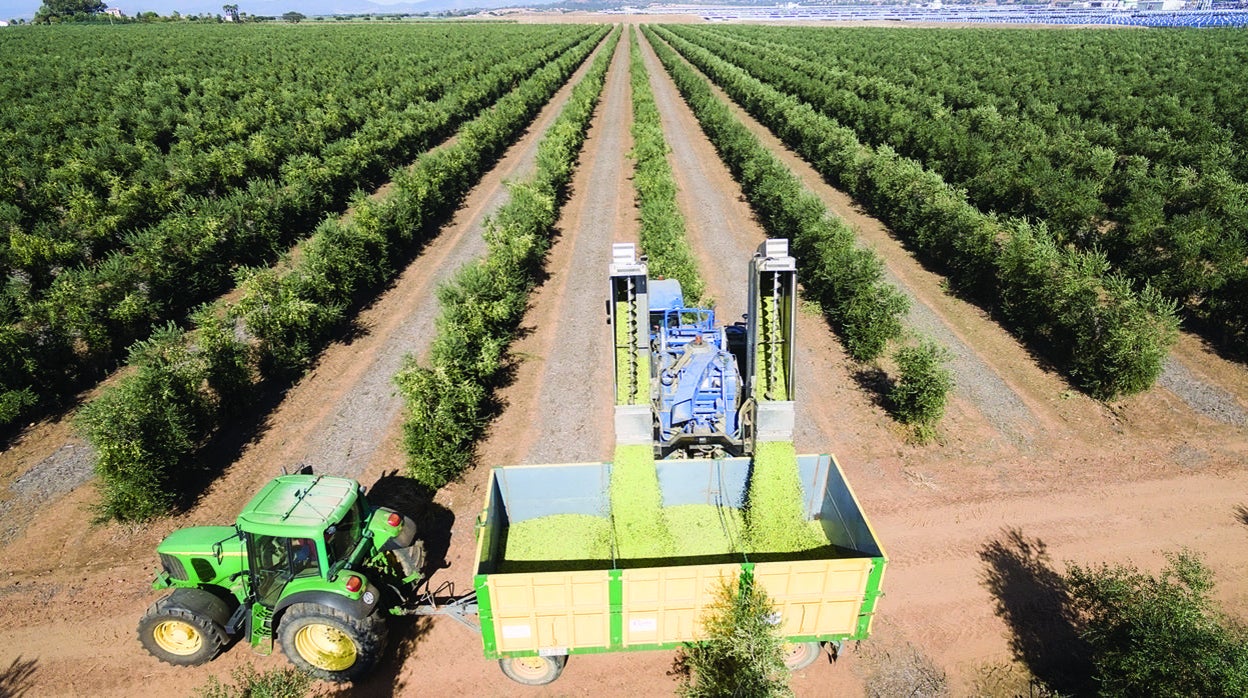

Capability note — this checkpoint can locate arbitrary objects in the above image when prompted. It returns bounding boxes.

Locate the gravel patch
[0,440,96,539]
[1158,357,1248,427]
[521,40,633,466]
[878,269,1035,447]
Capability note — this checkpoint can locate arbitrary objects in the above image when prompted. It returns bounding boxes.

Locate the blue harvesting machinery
[609,239,798,458]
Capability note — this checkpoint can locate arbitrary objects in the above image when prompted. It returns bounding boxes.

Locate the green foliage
[189,303,254,415]
[34,0,105,22]
[889,338,953,442]
[1065,550,1248,698]
[76,27,608,519]
[677,573,793,698]
[628,28,706,306]
[0,23,601,430]
[76,324,215,520]
[196,664,312,698]
[653,24,1179,398]
[395,363,486,488]
[678,25,1248,352]
[0,388,37,426]
[233,266,344,377]
[996,221,1180,399]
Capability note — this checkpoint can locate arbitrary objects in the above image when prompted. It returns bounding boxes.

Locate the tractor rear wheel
[137,589,230,667]
[782,641,823,670]
[277,603,387,682]
[498,654,566,685]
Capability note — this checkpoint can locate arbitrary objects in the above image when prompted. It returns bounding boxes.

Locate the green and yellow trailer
[470,453,886,685]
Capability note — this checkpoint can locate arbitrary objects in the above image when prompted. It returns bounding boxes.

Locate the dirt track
[1,24,1248,698]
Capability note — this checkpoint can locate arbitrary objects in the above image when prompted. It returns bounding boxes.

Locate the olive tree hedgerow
[676,572,793,698]
[889,338,954,443]
[396,29,620,488]
[1065,550,1248,697]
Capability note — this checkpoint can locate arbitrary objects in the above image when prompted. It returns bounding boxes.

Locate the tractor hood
[157,525,240,556]
[154,525,246,588]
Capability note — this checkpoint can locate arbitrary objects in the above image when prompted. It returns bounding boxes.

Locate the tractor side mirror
[212,541,223,564]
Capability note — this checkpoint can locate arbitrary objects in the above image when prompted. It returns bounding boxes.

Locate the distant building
[0,19,9,25]
[1139,0,1185,7]
[104,6,124,16]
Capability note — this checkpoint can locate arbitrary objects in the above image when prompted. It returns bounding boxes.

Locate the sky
[0,0,536,20]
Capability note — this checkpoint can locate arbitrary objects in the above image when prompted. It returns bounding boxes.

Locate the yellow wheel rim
[152,620,203,656]
[294,622,358,672]
[510,656,551,681]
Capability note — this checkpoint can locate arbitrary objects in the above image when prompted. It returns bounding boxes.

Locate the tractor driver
[290,537,318,575]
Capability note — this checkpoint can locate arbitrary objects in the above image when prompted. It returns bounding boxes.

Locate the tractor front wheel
[137,589,230,667]
[498,654,566,686]
[278,603,387,682]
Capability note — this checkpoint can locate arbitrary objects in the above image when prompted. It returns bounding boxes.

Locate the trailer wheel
[278,603,387,682]
[137,589,230,667]
[498,654,566,685]
[782,641,822,670]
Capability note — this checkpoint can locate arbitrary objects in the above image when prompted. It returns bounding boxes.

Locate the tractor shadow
[366,471,454,573]
[979,528,1094,696]
[0,655,37,698]
[330,471,455,697]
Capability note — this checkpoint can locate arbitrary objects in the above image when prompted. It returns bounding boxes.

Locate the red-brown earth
[1,23,1245,698]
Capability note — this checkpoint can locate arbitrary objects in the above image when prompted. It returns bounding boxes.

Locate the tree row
[1,25,597,430]
[654,24,1176,400]
[682,24,1247,354]
[77,27,610,520]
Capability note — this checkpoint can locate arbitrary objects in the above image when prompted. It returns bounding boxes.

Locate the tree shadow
[173,377,288,512]
[1234,504,1248,527]
[0,655,37,698]
[851,364,893,412]
[979,528,1094,696]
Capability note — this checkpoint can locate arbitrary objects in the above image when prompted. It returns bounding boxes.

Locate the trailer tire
[498,654,566,685]
[782,641,823,670]
[278,603,387,683]
[138,589,230,667]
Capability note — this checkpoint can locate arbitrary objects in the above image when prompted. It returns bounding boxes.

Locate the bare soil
[1,24,1247,698]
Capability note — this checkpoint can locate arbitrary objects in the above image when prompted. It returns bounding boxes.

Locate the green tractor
[138,471,426,682]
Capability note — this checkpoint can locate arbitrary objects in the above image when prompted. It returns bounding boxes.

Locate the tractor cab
[236,474,365,607]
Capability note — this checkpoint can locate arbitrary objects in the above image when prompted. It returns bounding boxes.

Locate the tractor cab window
[248,534,321,606]
[325,502,363,564]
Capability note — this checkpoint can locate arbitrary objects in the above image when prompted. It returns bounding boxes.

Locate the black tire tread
[277,602,387,683]
[137,593,228,667]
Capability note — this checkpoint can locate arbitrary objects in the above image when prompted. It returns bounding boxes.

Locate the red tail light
[345,575,362,593]
[387,512,401,527]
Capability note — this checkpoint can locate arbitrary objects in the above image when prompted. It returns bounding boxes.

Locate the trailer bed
[472,454,886,659]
